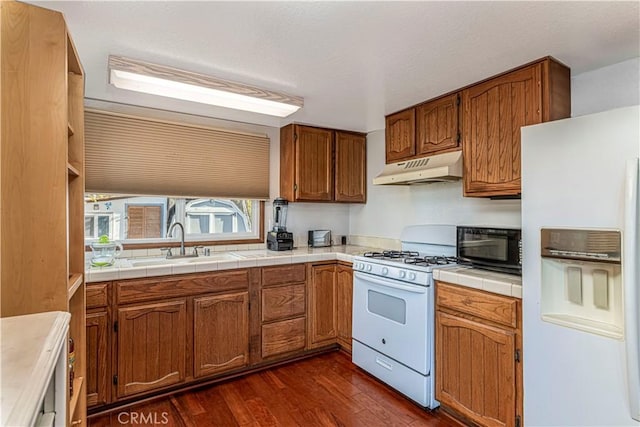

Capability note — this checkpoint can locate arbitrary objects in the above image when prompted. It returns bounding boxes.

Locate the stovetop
[362,250,459,267]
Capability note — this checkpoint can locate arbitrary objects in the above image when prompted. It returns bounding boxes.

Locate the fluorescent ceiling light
[108,55,303,117]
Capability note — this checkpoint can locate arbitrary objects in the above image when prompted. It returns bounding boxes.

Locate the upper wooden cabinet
[462,58,569,197]
[335,131,367,203]
[280,124,366,203]
[417,94,461,156]
[383,57,570,197]
[385,109,416,163]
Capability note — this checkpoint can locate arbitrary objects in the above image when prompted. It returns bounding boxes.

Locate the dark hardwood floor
[89,351,463,427]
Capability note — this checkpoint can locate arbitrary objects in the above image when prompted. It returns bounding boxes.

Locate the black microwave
[456,226,522,275]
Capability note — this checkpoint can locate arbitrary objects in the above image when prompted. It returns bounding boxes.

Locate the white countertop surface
[1,311,70,427]
[433,266,522,299]
[86,245,374,283]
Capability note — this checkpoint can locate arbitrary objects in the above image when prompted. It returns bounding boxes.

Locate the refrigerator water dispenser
[540,228,623,339]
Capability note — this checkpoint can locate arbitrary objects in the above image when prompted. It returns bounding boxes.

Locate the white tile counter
[433,266,522,299]
[86,245,373,283]
[1,311,70,427]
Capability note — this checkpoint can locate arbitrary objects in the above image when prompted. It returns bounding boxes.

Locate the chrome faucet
[167,222,187,257]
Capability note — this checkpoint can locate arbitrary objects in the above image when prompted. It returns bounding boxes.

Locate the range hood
[373,151,463,185]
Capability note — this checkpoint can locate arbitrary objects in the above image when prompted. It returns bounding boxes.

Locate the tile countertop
[433,266,522,299]
[1,311,71,427]
[86,245,376,283]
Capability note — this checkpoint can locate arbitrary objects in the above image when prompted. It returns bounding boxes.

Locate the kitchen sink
[126,253,242,267]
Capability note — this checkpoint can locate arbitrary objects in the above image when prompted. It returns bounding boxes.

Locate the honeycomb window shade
[85,109,269,199]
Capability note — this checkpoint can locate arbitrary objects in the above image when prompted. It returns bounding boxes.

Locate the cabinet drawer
[117,270,249,304]
[262,283,306,322]
[262,264,306,287]
[262,317,306,358]
[436,282,517,328]
[87,283,108,309]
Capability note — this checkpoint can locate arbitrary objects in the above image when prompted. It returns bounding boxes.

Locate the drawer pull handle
[376,357,393,371]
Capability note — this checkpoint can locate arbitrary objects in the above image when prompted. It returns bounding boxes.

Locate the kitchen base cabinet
[86,311,109,408]
[116,299,187,398]
[260,264,308,360]
[262,317,307,359]
[194,292,249,378]
[435,281,522,427]
[308,264,337,349]
[336,264,353,352]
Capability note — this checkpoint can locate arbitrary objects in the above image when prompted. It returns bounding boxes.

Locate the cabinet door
[194,292,249,378]
[295,125,334,201]
[86,311,109,407]
[336,265,353,352]
[308,264,337,348]
[385,109,416,163]
[335,132,366,203]
[116,300,186,398]
[436,311,516,427]
[462,64,542,197]
[416,94,460,155]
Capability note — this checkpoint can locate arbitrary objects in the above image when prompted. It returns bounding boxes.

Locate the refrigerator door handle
[624,157,640,421]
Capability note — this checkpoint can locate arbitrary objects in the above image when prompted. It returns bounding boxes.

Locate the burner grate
[363,250,419,259]
[404,256,459,266]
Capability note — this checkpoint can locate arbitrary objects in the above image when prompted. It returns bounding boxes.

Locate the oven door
[352,271,431,375]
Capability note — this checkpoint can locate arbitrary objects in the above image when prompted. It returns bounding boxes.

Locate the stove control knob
[359,263,365,270]
[409,272,417,281]
[366,265,372,272]
[399,270,406,278]
[381,267,389,276]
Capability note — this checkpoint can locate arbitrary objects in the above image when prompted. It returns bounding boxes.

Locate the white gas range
[351,225,458,409]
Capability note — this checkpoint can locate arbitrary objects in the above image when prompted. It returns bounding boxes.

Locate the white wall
[571,57,640,117]
[349,130,521,240]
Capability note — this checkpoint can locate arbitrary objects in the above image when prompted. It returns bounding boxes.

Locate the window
[84,212,116,240]
[84,196,261,245]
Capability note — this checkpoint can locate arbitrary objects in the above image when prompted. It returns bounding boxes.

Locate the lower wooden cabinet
[116,299,187,398]
[87,262,354,410]
[194,292,249,378]
[86,310,109,407]
[262,317,306,358]
[308,264,337,348]
[336,264,353,352]
[260,264,308,360]
[435,281,522,427]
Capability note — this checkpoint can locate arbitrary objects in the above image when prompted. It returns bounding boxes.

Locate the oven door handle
[354,272,427,294]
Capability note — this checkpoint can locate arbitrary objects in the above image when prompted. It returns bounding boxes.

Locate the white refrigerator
[521,105,640,426]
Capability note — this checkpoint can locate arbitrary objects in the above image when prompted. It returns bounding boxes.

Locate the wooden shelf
[68,273,83,299]
[68,122,75,137]
[68,376,84,422]
[67,162,80,177]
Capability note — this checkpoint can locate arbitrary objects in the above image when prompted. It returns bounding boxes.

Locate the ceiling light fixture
[108,55,303,117]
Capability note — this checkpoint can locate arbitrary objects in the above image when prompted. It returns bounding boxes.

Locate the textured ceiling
[32,1,640,132]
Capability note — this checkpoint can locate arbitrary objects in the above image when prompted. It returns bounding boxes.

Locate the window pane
[84,195,259,243]
[85,217,95,238]
[97,216,110,237]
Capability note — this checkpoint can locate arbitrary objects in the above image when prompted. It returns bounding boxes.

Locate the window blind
[85,109,270,199]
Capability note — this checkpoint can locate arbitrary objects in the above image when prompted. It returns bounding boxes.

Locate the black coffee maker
[266,198,294,251]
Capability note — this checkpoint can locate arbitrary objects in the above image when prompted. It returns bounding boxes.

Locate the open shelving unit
[1,3,87,425]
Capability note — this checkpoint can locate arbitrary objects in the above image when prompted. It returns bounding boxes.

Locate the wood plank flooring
[89,351,463,427]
